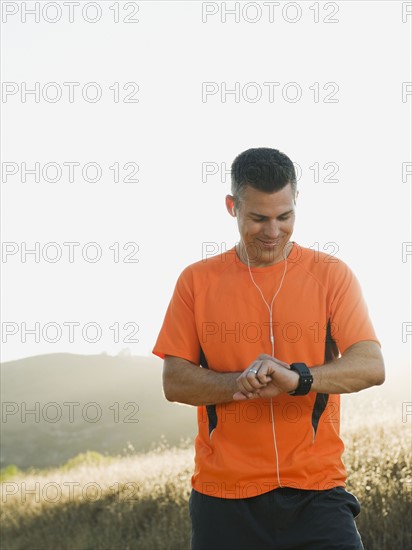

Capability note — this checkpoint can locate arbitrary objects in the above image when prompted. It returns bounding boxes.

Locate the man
[152,147,385,550]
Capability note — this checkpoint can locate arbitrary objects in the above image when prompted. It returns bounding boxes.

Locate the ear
[225,195,236,217]
[294,190,299,205]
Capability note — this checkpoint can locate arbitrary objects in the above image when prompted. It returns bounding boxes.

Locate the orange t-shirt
[152,243,380,498]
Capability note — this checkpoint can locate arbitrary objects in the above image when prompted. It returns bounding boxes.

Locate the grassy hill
[0,353,196,469]
[1,353,411,549]
[1,413,411,550]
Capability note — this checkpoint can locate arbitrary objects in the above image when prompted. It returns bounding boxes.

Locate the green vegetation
[0,464,22,483]
[61,451,113,471]
[1,413,411,550]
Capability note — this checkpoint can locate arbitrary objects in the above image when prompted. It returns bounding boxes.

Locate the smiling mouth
[258,239,280,247]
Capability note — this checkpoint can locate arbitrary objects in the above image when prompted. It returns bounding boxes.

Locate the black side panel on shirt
[199,347,218,436]
[311,319,339,437]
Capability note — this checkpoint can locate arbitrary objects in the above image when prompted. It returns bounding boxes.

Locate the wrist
[308,365,321,393]
[289,371,300,393]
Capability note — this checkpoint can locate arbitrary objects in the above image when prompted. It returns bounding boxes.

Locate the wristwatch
[288,362,313,396]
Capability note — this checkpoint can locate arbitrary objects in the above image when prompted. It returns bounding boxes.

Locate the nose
[264,219,281,239]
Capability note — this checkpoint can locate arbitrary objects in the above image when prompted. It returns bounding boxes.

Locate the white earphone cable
[240,239,291,489]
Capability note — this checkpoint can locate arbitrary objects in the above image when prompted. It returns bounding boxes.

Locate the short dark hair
[231,147,297,207]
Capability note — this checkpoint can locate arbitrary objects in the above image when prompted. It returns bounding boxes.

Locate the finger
[238,375,265,393]
[233,391,248,401]
[253,364,271,384]
[243,391,260,400]
[234,392,260,401]
[252,364,274,385]
[247,368,266,385]
[257,386,281,398]
[256,372,272,384]
[246,369,269,390]
[239,361,266,390]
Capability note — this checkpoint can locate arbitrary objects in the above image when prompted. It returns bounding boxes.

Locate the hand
[233,354,299,401]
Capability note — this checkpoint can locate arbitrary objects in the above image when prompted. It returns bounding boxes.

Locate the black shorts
[189,486,364,550]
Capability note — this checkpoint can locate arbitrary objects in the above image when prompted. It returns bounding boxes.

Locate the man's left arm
[308,339,384,394]
[234,340,385,400]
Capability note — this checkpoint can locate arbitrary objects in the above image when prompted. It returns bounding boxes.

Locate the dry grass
[340,399,411,550]
[1,401,411,550]
[0,442,194,550]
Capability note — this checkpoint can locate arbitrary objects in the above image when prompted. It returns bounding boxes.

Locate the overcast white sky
[1,1,411,389]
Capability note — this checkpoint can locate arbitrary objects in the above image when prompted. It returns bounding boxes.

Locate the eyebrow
[250,209,294,219]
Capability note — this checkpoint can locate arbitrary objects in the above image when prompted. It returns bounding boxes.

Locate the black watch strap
[288,362,313,396]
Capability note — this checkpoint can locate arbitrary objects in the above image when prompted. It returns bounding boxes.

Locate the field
[1,394,411,550]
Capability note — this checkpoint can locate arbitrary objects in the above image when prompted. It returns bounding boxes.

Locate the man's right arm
[162,355,242,406]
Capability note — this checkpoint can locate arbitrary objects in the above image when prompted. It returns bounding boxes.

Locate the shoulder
[180,247,237,279]
[292,243,356,288]
[173,248,237,297]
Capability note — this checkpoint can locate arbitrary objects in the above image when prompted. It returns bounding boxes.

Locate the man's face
[228,183,297,267]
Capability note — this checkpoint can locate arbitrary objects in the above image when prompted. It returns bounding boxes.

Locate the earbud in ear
[232,207,236,216]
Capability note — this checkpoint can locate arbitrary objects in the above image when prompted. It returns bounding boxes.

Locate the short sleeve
[328,261,380,355]
[152,267,200,364]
